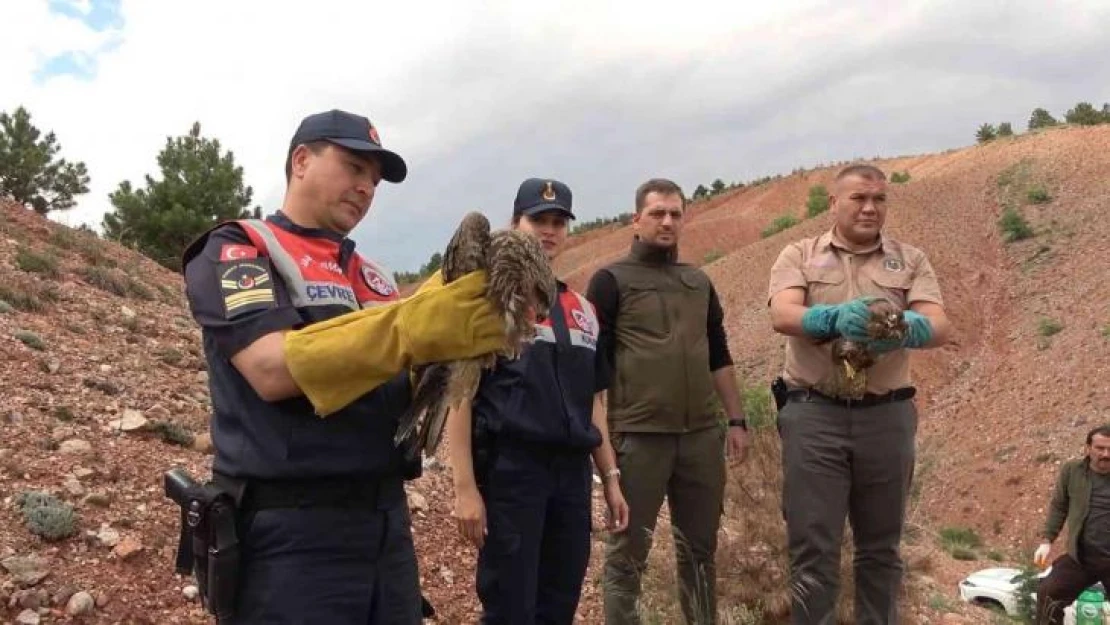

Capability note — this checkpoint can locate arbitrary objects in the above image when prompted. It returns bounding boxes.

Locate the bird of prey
[394,211,557,462]
[815,298,908,400]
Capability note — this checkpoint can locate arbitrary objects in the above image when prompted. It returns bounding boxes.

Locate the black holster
[164,467,242,621]
[771,376,789,411]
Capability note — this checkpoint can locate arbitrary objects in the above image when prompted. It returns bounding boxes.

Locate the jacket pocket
[869,269,913,310]
[623,281,670,337]
[801,267,846,305]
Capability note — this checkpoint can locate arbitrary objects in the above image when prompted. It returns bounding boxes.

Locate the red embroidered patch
[220,244,258,262]
[361,265,395,297]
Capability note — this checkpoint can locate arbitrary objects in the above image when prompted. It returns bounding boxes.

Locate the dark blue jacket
[472,282,609,451]
[181,212,413,480]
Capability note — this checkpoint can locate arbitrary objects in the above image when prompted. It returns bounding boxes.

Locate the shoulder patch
[220,244,259,262]
[361,264,396,297]
[219,259,276,318]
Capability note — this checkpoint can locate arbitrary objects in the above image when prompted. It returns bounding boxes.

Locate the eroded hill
[1,124,1108,623]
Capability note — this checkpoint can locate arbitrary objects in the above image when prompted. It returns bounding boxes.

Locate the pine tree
[1027,108,1058,130]
[0,106,90,214]
[976,123,997,144]
[1064,102,1104,126]
[102,121,259,271]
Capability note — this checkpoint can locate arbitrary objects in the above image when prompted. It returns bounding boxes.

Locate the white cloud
[2,0,1109,272]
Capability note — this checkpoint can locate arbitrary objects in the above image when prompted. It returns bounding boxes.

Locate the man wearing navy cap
[447,177,629,624]
[179,109,504,623]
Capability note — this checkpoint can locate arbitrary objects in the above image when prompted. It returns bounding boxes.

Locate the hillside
[0,124,1107,623]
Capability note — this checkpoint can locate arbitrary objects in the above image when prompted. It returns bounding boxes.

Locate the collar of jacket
[268,210,349,244]
[629,236,678,265]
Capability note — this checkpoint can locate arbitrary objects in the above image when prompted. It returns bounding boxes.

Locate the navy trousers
[476,440,594,624]
[224,495,422,625]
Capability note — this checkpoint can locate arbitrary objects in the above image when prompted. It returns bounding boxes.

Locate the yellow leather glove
[283,270,503,416]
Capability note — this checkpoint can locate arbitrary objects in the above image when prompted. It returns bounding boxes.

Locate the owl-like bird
[815,298,909,400]
[394,211,557,462]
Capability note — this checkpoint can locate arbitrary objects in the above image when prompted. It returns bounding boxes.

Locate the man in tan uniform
[767,164,951,625]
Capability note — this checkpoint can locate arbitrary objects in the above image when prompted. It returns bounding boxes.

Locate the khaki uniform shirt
[767,229,944,394]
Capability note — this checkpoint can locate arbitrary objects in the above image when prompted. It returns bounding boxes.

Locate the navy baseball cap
[286,109,407,183]
[513,178,575,219]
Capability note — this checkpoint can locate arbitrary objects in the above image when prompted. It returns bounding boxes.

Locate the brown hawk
[394,211,557,461]
[815,298,908,399]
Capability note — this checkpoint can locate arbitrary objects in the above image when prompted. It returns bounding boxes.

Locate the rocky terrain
[1,124,1108,623]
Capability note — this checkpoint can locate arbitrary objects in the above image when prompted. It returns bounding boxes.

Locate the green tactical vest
[605,238,717,433]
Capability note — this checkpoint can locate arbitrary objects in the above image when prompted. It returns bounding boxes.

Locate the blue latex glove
[833,296,880,342]
[868,310,934,352]
[800,304,841,339]
[901,310,934,348]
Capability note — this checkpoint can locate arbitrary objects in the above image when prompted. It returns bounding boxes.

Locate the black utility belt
[786,386,916,408]
[227,474,406,512]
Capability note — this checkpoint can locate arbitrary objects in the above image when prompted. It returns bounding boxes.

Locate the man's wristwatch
[727,418,748,431]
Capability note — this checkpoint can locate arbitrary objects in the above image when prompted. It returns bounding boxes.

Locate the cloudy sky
[3,0,1109,274]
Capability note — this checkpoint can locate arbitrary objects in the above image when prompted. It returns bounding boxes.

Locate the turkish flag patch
[220,244,258,262]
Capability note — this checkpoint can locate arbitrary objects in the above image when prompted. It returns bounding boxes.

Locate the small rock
[66,591,95,616]
[97,526,120,548]
[193,432,213,454]
[52,584,78,606]
[15,588,47,609]
[94,590,109,607]
[63,475,85,496]
[59,439,93,456]
[120,305,136,319]
[82,492,111,508]
[99,364,113,374]
[46,360,61,374]
[147,404,171,421]
[52,425,77,441]
[183,585,199,601]
[113,536,142,560]
[108,409,148,432]
[74,467,95,479]
[15,608,39,625]
[196,370,209,384]
[1,555,50,587]
[407,491,427,513]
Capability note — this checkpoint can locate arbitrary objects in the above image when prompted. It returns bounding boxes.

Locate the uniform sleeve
[767,243,807,305]
[183,225,304,359]
[585,269,619,379]
[591,301,612,394]
[907,252,944,307]
[706,283,734,371]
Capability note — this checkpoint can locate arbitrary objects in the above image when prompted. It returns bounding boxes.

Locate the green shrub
[760,214,800,238]
[999,207,1034,242]
[152,421,195,447]
[1037,317,1063,337]
[890,171,911,183]
[14,330,45,350]
[78,265,129,297]
[805,185,829,217]
[940,526,983,551]
[15,246,60,279]
[17,490,77,542]
[1027,186,1052,204]
[997,122,1014,137]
